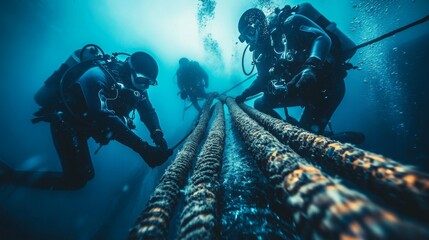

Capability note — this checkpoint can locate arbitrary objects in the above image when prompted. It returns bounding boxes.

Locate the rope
[219,73,257,96]
[129,95,216,239]
[347,14,429,54]
[240,102,429,222]
[226,98,428,239]
[178,102,225,239]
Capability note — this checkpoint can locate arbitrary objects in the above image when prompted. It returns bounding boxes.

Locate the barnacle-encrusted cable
[225,97,427,239]
[129,94,216,240]
[178,102,225,239]
[239,103,429,221]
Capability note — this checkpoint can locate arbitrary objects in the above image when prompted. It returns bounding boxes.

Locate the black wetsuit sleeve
[283,14,332,62]
[75,67,110,115]
[241,75,267,97]
[136,91,162,134]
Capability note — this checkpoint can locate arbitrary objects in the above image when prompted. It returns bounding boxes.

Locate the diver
[1,47,173,190]
[176,57,209,113]
[235,4,364,144]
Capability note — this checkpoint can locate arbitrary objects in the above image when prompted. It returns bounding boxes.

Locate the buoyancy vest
[268,2,356,62]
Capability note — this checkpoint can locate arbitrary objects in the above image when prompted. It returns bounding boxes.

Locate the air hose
[241,44,255,76]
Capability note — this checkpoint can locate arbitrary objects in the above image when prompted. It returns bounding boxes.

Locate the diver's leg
[1,114,93,190]
[299,79,345,134]
[190,96,202,113]
[254,94,283,119]
[49,112,94,189]
[0,114,93,190]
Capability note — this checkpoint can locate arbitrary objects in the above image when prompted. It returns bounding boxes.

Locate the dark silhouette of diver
[235,4,364,144]
[176,57,209,113]
[0,46,172,190]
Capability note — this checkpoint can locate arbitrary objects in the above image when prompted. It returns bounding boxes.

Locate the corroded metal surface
[225,97,426,239]
[239,103,429,221]
[178,102,225,239]
[129,94,215,240]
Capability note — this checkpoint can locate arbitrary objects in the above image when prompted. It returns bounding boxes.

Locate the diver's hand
[287,67,317,92]
[287,57,322,93]
[136,142,173,168]
[235,94,247,104]
[151,129,168,150]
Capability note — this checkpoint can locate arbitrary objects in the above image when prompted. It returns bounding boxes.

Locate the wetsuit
[240,14,346,134]
[177,61,209,112]
[4,64,167,189]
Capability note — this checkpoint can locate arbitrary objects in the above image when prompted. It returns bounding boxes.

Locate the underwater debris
[240,103,429,222]
[225,98,428,239]
[178,102,225,239]
[129,94,216,240]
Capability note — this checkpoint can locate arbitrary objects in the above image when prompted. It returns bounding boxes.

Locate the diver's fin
[328,131,365,145]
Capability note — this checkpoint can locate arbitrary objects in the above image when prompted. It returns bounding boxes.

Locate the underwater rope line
[347,14,429,54]
[182,73,257,114]
[219,73,257,96]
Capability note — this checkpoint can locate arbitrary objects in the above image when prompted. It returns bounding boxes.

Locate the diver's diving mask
[239,23,259,44]
[128,57,158,91]
[131,72,158,91]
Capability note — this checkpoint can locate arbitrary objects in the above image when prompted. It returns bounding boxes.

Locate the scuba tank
[34,44,105,108]
[268,2,357,62]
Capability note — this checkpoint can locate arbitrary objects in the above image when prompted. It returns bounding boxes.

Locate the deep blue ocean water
[0,0,428,239]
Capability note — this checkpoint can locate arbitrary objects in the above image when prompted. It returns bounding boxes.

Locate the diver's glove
[287,57,322,93]
[180,91,188,100]
[133,140,173,168]
[235,93,247,104]
[151,129,168,150]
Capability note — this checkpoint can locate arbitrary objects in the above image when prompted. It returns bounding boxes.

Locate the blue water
[0,0,428,239]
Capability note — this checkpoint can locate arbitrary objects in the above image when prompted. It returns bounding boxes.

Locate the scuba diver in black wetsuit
[176,57,209,113]
[1,46,172,190]
[235,3,364,144]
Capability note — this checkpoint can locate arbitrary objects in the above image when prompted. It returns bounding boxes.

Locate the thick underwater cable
[128,94,216,240]
[220,108,297,239]
[239,103,429,222]
[177,102,225,239]
[225,97,428,240]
